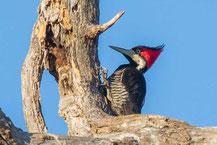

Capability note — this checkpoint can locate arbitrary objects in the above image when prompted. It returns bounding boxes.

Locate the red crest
[139,46,163,68]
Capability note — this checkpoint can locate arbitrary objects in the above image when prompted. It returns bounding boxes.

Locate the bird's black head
[109,45,164,72]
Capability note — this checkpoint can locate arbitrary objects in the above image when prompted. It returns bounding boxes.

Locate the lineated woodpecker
[100,45,164,116]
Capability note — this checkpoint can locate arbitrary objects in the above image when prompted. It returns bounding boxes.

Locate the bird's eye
[136,49,141,54]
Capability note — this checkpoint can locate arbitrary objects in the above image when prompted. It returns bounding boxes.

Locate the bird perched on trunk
[100,45,164,116]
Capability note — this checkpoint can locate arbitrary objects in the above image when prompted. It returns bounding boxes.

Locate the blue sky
[1,0,217,135]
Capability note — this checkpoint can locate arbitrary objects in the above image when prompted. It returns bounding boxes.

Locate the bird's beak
[109,46,134,57]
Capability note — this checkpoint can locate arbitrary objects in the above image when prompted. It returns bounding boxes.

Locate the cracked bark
[1,107,217,145]
[21,0,124,136]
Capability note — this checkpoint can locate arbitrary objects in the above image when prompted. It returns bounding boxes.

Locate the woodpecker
[100,45,164,116]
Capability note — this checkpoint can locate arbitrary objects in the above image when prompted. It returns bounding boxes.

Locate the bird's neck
[126,55,147,73]
[127,63,147,74]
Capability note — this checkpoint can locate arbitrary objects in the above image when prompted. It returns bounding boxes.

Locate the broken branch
[86,11,125,38]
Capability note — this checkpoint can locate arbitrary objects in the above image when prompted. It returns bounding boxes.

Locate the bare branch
[86,11,125,38]
[100,11,125,33]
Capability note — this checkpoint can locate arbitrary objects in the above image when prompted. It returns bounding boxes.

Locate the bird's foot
[98,66,109,85]
[98,66,108,83]
[98,66,113,103]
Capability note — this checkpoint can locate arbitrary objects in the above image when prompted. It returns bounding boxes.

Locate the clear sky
[1,0,217,135]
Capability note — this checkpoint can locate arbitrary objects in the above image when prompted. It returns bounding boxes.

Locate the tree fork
[21,0,124,136]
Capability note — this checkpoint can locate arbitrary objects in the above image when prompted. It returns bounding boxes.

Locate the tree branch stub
[86,11,125,38]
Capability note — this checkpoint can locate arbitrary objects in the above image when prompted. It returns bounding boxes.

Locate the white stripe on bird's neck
[132,54,146,71]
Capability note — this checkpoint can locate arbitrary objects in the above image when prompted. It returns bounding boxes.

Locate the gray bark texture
[21,0,124,136]
[1,108,217,145]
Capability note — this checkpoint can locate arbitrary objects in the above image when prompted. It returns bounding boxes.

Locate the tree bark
[21,0,124,136]
[1,107,217,145]
[0,108,30,145]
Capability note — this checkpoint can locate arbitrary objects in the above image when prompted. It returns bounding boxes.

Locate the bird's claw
[98,66,108,79]
[98,66,113,103]
[98,66,108,84]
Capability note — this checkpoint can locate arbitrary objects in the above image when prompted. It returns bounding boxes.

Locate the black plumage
[108,64,146,115]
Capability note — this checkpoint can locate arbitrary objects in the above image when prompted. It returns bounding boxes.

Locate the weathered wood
[21,0,124,136]
[21,18,48,133]
[0,108,30,145]
[86,11,125,38]
[1,107,217,145]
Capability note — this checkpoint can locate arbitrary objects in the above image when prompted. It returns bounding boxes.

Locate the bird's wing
[121,66,146,114]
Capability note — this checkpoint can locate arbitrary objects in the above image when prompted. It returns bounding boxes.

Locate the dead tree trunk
[21,0,124,136]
